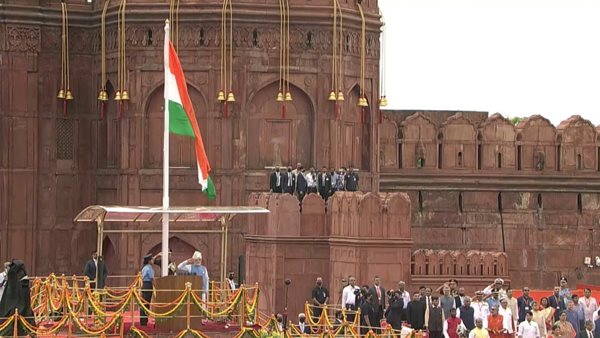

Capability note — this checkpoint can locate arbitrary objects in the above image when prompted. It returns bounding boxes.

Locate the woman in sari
[540,297,555,333]
[531,301,549,338]
[547,323,561,338]
[553,311,576,338]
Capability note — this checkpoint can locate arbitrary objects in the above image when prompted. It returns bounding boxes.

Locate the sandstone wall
[380,111,600,289]
[245,192,413,316]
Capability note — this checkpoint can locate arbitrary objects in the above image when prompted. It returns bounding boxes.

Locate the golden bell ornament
[227,91,236,102]
[115,90,122,101]
[217,90,226,102]
[379,96,388,107]
[328,90,337,101]
[65,90,74,101]
[276,91,284,102]
[57,89,65,99]
[121,90,130,101]
[285,92,293,101]
[337,91,345,101]
[358,97,369,107]
[101,91,109,101]
[97,90,105,101]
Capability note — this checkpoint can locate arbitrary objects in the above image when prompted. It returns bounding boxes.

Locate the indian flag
[164,39,216,200]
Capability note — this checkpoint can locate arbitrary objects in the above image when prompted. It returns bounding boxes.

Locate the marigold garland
[130,325,152,338]
[2,274,283,337]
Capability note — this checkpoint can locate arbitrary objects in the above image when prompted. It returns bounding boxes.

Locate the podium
[153,275,205,331]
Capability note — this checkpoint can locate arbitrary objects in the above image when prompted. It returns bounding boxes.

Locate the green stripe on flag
[205,176,217,200]
[168,100,195,137]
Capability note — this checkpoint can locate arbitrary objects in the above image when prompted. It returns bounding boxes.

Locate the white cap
[193,251,202,260]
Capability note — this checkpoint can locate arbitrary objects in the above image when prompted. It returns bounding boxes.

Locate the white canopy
[74,205,269,223]
[73,205,269,282]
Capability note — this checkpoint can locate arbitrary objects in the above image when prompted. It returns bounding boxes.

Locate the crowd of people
[298,276,600,338]
[269,163,359,201]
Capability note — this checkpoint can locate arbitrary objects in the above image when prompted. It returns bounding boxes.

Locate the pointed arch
[102,235,117,276]
[338,84,371,170]
[246,81,314,169]
[246,78,317,112]
[97,80,121,168]
[143,83,209,169]
[401,113,438,169]
[380,117,399,169]
[146,236,198,268]
[557,115,597,171]
[479,113,516,169]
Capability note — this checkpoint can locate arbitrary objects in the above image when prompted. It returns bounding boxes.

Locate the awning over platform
[73,205,270,282]
[73,205,270,223]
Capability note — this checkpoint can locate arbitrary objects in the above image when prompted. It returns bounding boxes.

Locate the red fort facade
[1,0,599,317]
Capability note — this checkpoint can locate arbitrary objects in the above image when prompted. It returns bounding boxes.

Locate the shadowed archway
[246,82,314,169]
[146,236,199,269]
[340,85,370,171]
[144,84,208,169]
[102,235,116,280]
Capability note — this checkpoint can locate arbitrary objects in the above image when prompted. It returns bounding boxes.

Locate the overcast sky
[378,0,600,126]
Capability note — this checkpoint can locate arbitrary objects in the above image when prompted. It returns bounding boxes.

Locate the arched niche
[467,251,481,275]
[428,251,442,276]
[102,235,116,282]
[482,253,495,276]
[340,85,371,171]
[380,118,399,169]
[495,253,508,276]
[401,113,438,169]
[479,113,516,170]
[412,250,427,275]
[144,84,208,169]
[97,80,121,168]
[246,82,314,169]
[516,115,557,171]
[441,113,477,169]
[557,115,597,171]
[146,236,198,270]
[441,252,454,276]
[454,252,467,276]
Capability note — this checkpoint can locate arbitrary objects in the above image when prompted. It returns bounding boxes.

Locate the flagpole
[162,19,170,277]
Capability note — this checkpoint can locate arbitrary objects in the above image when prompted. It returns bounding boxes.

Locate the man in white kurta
[177,251,209,302]
[499,298,515,335]
[506,289,519,329]
[517,312,540,338]
[579,288,598,328]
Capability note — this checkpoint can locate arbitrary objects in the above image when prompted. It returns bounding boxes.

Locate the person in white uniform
[517,311,540,338]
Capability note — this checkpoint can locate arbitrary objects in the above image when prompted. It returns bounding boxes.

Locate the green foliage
[510,116,525,125]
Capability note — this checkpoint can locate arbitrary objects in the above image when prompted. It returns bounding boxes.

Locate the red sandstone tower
[0,0,381,284]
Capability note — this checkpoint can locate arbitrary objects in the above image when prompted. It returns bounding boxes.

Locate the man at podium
[177,251,209,300]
